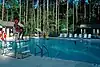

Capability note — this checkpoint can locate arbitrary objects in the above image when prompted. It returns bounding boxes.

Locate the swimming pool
[2,38,100,64]
[28,38,100,64]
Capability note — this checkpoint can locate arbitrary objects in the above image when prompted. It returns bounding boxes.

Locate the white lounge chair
[74,34,78,38]
[69,33,73,38]
[79,34,82,38]
[83,34,87,38]
[59,33,63,37]
[64,33,68,37]
[88,34,91,39]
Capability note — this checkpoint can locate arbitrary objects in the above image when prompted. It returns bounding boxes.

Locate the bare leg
[19,32,24,40]
[18,32,20,40]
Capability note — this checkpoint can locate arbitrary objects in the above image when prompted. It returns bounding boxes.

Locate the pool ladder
[34,45,49,57]
[1,41,14,55]
[2,40,31,59]
[16,40,31,59]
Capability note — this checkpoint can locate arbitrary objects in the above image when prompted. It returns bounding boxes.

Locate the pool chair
[69,33,73,38]
[74,34,78,38]
[88,34,91,39]
[64,33,68,37]
[59,33,63,37]
[79,34,82,38]
[83,34,87,39]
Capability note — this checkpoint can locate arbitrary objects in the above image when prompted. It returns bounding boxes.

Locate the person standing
[14,18,24,40]
[18,21,25,40]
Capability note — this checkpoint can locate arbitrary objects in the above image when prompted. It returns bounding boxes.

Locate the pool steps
[21,45,29,48]
[21,44,30,54]
[1,42,13,55]
[17,40,31,59]
[1,40,31,59]
[59,33,91,39]
[22,50,30,54]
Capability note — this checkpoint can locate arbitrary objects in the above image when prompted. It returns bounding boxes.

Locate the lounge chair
[64,33,68,37]
[88,34,91,39]
[79,34,82,38]
[69,33,73,38]
[74,34,78,38]
[59,33,63,37]
[83,34,87,38]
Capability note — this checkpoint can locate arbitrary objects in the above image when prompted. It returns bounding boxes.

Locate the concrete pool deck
[0,55,98,67]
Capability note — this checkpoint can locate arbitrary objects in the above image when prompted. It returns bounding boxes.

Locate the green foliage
[0,0,99,35]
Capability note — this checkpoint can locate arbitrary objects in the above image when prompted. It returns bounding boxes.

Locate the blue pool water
[28,38,100,64]
[4,38,100,64]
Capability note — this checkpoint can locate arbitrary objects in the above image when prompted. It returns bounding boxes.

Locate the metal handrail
[42,45,49,57]
[35,44,49,57]
[34,45,42,56]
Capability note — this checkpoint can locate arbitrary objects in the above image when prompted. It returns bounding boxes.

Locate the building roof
[80,24,100,28]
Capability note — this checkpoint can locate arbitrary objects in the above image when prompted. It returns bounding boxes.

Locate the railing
[0,39,31,59]
[35,44,49,57]
[15,39,31,59]
[42,45,49,57]
[1,40,15,56]
[34,45,42,57]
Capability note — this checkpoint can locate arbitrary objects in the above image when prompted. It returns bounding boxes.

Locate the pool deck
[0,55,98,67]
